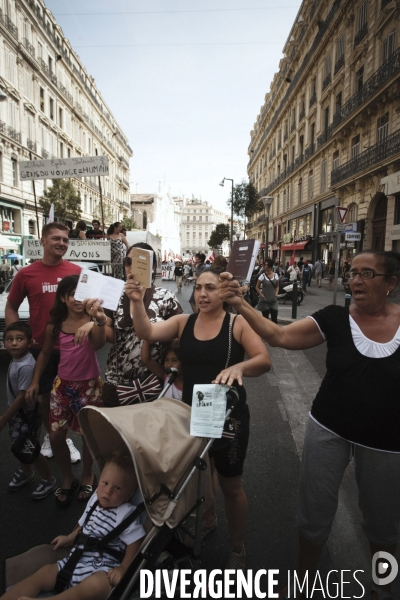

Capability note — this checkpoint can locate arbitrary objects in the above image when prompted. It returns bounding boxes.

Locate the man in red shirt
[6,223,82,462]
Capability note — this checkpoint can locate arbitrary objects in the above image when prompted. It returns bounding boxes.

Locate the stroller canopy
[79,398,212,528]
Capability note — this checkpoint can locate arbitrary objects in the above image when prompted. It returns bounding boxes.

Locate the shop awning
[0,235,19,249]
[281,241,310,251]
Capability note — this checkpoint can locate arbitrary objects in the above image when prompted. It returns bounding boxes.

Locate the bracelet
[92,315,107,326]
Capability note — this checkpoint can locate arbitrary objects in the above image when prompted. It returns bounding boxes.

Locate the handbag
[8,376,41,464]
[115,289,163,406]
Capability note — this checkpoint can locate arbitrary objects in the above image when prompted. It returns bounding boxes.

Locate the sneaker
[31,476,57,500]
[67,438,81,463]
[40,434,53,458]
[9,469,35,492]
[224,545,246,571]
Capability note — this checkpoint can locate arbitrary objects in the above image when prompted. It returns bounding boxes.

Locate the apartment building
[180,198,230,257]
[0,0,131,256]
[246,0,400,266]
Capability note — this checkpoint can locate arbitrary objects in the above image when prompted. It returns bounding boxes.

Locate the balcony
[317,124,334,149]
[322,72,331,91]
[8,126,21,143]
[331,129,400,186]
[38,57,49,75]
[0,120,5,134]
[122,178,130,188]
[58,82,73,105]
[23,38,35,58]
[309,93,317,109]
[119,156,129,168]
[0,12,18,39]
[41,148,49,159]
[278,140,281,150]
[74,102,83,115]
[49,71,57,85]
[332,48,400,130]
[106,191,111,199]
[27,139,37,152]
[354,23,368,47]
[334,55,344,76]
[304,143,315,159]
[299,108,305,122]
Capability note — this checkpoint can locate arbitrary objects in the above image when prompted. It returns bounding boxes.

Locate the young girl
[141,340,183,400]
[1,452,145,600]
[26,275,106,507]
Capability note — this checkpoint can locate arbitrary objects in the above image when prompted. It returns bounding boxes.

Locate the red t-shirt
[8,260,81,348]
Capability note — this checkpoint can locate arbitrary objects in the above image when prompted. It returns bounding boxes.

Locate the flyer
[74,269,125,311]
[190,384,229,438]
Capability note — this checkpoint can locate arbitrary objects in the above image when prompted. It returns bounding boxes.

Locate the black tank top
[180,312,246,410]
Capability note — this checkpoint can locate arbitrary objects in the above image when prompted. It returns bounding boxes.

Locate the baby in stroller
[1,451,145,600]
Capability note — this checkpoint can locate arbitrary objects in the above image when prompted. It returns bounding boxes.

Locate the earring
[387,290,390,296]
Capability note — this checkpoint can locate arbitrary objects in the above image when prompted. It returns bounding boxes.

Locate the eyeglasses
[345,270,386,280]
[123,257,132,266]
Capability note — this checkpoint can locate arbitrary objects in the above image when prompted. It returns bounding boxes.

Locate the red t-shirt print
[8,260,81,348]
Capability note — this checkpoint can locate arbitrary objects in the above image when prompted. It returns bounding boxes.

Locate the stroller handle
[226,386,240,413]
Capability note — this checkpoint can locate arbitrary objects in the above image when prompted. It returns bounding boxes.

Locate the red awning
[280,241,310,251]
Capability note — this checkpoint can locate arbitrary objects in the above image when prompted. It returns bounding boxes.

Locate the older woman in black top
[126,267,271,570]
[219,250,400,600]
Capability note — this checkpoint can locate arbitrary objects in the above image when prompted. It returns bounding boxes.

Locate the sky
[46,0,301,214]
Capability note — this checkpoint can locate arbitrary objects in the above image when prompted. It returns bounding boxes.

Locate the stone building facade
[180,198,230,258]
[246,0,400,267]
[0,0,131,256]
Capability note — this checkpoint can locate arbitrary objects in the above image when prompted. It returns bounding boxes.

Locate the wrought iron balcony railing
[331,129,400,186]
[41,148,49,159]
[283,131,288,142]
[299,108,305,122]
[309,93,317,109]
[58,82,73,105]
[354,23,368,47]
[0,120,5,134]
[23,38,35,58]
[2,13,18,39]
[304,143,315,160]
[8,126,21,143]
[322,73,331,91]
[119,156,129,168]
[27,139,37,152]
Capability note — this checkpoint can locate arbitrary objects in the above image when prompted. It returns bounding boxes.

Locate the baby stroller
[3,387,239,599]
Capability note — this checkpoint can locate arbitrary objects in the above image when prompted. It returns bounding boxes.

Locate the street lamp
[261,196,274,261]
[219,178,234,250]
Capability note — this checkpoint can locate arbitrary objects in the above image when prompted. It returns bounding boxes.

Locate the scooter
[277,276,304,305]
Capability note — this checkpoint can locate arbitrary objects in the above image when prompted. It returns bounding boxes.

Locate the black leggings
[262,308,278,323]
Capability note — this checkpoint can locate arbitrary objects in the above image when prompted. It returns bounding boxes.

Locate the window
[324,55,331,78]
[48,56,53,74]
[24,69,33,100]
[310,122,315,146]
[323,107,329,133]
[394,197,400,225]
[333,150,339,170]
[60,142,64,158]
[336,34,344,61]
[356,67,364,93]
[28,220,35,235]
[335,91,342,114]
[38,42,42,59]
[377,113,389,142]
[298,178,302,204]
[308,171,313,201]
[49,98,54,121]
[383,31,395,62]
[58,107,63,128]
[321,160,327,193]
[351,135,360,158]
[205,216,208,222]
[40,87,45,112]
[67,147,71,158]
[11,158,17,187]
[358,1,367,32]
[5,48,16,86]
[0,151,2,182]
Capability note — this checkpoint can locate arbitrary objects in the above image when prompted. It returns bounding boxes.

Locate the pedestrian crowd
[0,221,399,600]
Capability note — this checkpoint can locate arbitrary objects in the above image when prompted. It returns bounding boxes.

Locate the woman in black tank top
[127,267,271,569]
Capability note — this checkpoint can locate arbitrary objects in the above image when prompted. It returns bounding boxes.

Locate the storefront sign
[389,226,400,241]
[318,233,333,243]
[345,233,361,242]
[345,222,357,232]
[24,239,111,260]
[19,156,109,181]
[381,172,400,195]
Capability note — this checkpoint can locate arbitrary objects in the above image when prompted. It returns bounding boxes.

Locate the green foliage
[92,200,114,230]
[227,180,259,219]
[207,223,230,248]
[120,215,138,231]
[39,179,82,223]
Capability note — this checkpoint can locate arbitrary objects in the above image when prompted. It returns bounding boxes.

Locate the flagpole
[29,151,40,237]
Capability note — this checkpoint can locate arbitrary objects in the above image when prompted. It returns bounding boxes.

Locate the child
[0,322,56,499]
[25,275,107,507]
[1,452,145,600]
[141,341,183,400]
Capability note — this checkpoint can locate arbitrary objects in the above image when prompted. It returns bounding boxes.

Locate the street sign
[345,232,361,242]
[336,206,348,223]
[336,224,346,232]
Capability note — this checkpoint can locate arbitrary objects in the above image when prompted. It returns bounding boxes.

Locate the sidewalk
[277,278,349,324]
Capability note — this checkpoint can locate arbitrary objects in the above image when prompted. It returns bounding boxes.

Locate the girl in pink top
[26,275,107,507]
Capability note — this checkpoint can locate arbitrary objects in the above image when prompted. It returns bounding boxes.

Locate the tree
[120,215,138,231]
[39,179,82,224]
[207,223,230,248]
[227,180,260,219]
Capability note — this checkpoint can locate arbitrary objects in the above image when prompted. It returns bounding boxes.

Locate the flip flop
[78,475,98,502]
[55,479,79,508]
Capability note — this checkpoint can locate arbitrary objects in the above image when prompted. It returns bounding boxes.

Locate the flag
[48,204,54,223]
[289,248,295,266]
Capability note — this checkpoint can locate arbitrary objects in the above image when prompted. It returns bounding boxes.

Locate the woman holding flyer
[126,267,271,570]
[102,243,183,407]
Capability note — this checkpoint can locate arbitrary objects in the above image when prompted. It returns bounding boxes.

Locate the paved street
[0,276,399,598]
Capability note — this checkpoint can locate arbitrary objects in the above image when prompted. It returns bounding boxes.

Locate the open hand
[52,535,70,550]
[212,364,244,386]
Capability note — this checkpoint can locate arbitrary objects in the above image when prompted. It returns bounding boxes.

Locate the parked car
[0,262,101,350]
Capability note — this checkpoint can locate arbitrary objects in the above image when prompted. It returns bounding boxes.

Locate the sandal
[78,475,98,502]
[55,479,79,508]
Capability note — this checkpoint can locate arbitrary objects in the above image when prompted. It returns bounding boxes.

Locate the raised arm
[218,273,324,350]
